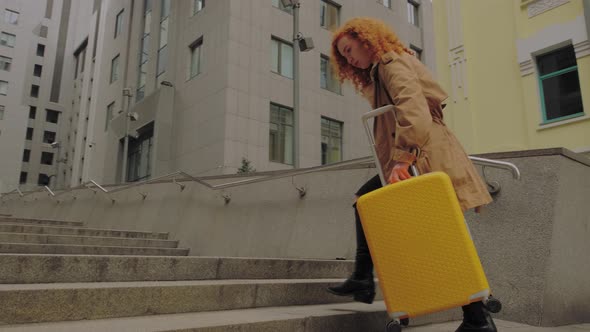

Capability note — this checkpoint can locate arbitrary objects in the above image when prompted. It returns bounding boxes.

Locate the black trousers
[353,174,488,325]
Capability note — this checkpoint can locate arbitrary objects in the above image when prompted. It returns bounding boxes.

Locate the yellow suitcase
[357,106,499,331]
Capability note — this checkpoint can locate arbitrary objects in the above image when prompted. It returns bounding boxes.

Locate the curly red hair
[331,17,413,93]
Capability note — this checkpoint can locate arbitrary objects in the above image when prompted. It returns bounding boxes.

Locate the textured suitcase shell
[356,172,490,319]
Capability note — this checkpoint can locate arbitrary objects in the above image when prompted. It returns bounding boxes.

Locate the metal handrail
[470,156,520,180]
[1,155,520,201]
[44,186,55,197]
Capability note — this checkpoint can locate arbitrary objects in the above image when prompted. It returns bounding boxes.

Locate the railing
[0,155,520,204]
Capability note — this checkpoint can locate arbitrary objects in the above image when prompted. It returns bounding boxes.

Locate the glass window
[0,80,7,95]
[46,109,60,124]
[23,149,31,162]
[271,37,293,79]
[320,55,341,94]
[43,130,56,143]
[115,9,124,38]
[410,45,422,61]
[272,0,293,14]
[4,9,18,25]
[31,85,40,98]
[137,3,151,102]
[38,173,50,186]
[407,0,419,27]
[29,106,37,119]
[536,45,584,123]
[19,172,27,184]
[105,102,114,131]
[190,38,203,79]
[26,127,34,140]
[37,44,45,56]
[157,1,169,77]
[0,56,11,71]
[269,103,294,165]
[127,124,153,182]
[111,54,120,83]
[0,32,16,47]
[321,117,343,165]
[41,152,54,165]
[0,105,4,119]
[320,0,339,32]
[34,64,43,77]
[193,0,205,15]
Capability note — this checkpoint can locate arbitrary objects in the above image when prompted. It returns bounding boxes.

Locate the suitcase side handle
[362,105,420,186]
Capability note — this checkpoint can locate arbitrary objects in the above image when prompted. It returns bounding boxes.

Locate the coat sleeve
[379,55,432,164]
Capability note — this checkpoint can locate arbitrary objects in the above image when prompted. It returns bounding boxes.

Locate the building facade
[0,0,69,193]
[433,0,590,156]
[54,0,434,188]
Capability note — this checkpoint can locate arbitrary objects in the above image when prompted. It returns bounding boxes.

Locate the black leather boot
[326,253,375,304]
[326,276,375,303]
[456,302,497,332]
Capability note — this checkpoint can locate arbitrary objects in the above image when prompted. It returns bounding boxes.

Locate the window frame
[4,9,18,25]
[271,37,294,79]
[272,0,293,14]
[0,55,11,71]
[26,127,34,140]
[40,152,54,165]
[30,84,40,98]
[0,32,16,47]
[410,44,423,61]
[193,0,205,15]
[320,0,340,32]
[269,103,294,165]
[43,130,56,144]
[0,80,8,95]
[320,54,341,94]
[536,45,585,124]
[407,0,420,27]
[46,109,60,124]
[321,116,343,165]
[37,173,50,186]
[110,54,120,83]
[105,102,115,131]
[23,149,31,162]
[37,44,45,57]
[189,37,203,79]
[115,9,124,38]
[33,64,43,77]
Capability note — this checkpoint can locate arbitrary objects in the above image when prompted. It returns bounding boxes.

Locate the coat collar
[370,51,397,81]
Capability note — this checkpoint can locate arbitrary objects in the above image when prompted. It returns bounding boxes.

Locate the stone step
[0,279,383,324]
[0,242,189,256]
[0,232,179,248]
[0,254,354,283]
[0,302,389,331]
[0,223,169,239]
[0,217,84,227]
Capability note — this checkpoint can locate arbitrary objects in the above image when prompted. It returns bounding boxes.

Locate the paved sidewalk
[407,320,590,331]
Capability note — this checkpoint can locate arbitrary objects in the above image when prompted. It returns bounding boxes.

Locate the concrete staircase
[0,216,389,331]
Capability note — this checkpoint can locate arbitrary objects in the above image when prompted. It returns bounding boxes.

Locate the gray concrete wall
[1,148,588,326]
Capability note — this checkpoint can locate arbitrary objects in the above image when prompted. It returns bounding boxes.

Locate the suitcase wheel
[385,320,401,332]
[484,296,502,313]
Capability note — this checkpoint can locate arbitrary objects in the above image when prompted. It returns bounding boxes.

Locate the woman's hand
[388,162,412,184]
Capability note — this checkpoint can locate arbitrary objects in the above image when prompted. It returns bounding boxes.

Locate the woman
[326,17,497,332]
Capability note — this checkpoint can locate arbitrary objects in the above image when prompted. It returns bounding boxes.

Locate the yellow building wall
[433,0,590,154]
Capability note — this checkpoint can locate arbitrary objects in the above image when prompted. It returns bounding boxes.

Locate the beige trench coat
[364,51,492,212]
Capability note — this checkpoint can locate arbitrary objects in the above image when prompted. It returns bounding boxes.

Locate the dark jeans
[353,174,488,325]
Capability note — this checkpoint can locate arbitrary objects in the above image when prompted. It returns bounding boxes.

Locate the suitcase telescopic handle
[361,105,420,186]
